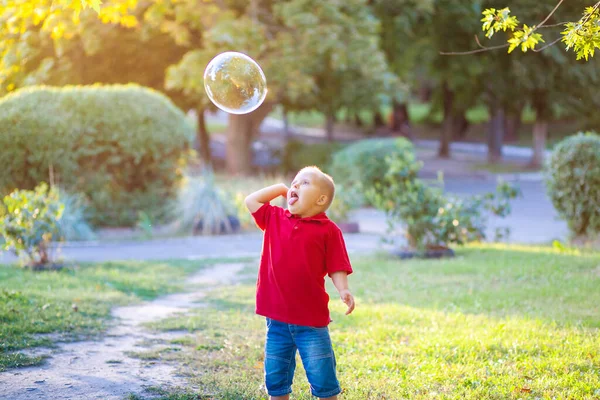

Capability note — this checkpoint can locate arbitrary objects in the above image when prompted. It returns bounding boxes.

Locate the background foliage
[0,84,194,226]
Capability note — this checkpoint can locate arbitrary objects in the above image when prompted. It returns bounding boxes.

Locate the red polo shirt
[252,203,353,327]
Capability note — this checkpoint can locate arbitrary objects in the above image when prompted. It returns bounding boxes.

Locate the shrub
[0,183,64,267]
[367,153,519,250]
[327,184,362,224]
[329,138,414,204]
[280,140,347,174]
[171,168,238,236]
[55,190,96,242]
[0,84,194,227]
[545,132,600,239]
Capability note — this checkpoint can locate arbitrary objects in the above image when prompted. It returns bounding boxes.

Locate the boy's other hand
[339,289,355,315]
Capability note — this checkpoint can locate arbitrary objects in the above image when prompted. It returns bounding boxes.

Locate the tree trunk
[353,113,363,127]
[531,120,547,168]
[531,92,548,168]
[487,105,505,163]
[504,114,521,143]
[325,113,335,142]
[226,103,273,175]
[197,108,212,167]
[504,103,523,143]
[439,82,453,158]
[391,100,413,140]
[373,110,385,128]
[452,111,469,140]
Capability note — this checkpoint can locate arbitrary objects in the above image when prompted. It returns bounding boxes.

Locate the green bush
[545,132,600,238]
[0,84,194,227]
[280,140,347,174]
[0,183,64,267]
[327,184,362,224]
[329,138,414,204]
[367,153,519,250]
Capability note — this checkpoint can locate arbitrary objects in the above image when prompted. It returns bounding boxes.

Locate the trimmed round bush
[329,137,416,197]
[0,84,194,226]
[545,132,600,238]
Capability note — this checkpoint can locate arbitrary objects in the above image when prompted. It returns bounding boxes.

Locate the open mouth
[288,191,299,206]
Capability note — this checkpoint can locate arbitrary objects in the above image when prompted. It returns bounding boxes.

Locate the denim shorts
[264,317,341,398]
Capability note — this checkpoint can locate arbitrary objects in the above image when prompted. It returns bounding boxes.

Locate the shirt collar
[285,209,329,223]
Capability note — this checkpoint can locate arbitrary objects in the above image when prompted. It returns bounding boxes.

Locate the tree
[370,0,434,139]
[160,0,395,171]
[0,0,137,94]
[477,1,597,166]
[275,0,393,142]
[428,0,489,158]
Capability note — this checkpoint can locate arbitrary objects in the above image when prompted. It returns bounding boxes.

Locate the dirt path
[0,263,247,400]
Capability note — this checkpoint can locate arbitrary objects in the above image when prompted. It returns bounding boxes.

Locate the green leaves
[481,7,519,39]
[0,183,64,266]
[83,0,103,13]
[507,24,545,53]
[561,5,600,60]
[481,4,600,60]
[481,7,544,53]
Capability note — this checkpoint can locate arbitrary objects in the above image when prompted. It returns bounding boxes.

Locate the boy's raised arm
[244,183,289,214]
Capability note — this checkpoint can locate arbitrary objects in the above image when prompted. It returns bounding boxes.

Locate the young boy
[245,166,355,400]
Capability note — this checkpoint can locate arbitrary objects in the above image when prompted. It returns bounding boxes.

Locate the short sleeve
[251,202,274,231]
[325,224,353,276]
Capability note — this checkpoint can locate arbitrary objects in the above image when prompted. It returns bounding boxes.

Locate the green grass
[0,259,214,371]
[134,244,600,399]
[268,103,537,130]
[470,162,541,175]
[0,352,46,371]
[206,121,227,134]
[125,386,209,400]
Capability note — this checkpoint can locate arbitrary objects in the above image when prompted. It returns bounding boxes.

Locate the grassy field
[268,103,536,129]
[469,162,541,175]
[0,259,215,372]
[130,244,600,400]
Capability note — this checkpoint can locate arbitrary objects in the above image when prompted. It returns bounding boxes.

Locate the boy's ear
[317,194,328,206]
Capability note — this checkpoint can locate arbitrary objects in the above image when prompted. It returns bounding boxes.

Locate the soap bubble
[203,52,268,115]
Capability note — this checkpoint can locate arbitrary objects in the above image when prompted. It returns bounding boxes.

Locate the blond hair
[298,166,335,210]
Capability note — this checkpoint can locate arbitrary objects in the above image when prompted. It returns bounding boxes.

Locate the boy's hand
[245,183,289,214]
[339,289,355,315]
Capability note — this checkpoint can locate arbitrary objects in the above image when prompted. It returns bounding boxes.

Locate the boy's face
[287,170,328,218]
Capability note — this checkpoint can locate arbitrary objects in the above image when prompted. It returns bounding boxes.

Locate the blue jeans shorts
[264,317,341,398]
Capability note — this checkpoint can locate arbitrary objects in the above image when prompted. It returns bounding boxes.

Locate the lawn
[470,162,541,175]
[0,259,215,372]
[132,244,600,400]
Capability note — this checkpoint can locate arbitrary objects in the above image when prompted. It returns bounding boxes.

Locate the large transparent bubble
[203,52,268,115]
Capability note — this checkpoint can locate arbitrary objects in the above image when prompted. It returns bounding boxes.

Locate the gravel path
[0,263,246,400]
